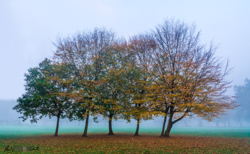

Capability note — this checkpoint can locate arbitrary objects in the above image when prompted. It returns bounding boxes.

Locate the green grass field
[0,125,250,138]
[0,125,249,153]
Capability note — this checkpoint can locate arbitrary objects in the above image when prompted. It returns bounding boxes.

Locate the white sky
[1,0,250,100]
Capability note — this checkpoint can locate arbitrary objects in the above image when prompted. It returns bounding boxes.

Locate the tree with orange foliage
[123,35,159,136]
[51,20,237,138]
[93,43,130,135]
[147,19,237,137]
[53,28,118,136]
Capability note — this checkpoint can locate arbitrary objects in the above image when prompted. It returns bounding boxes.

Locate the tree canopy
[13,59,75,136]
[14,19,237,137]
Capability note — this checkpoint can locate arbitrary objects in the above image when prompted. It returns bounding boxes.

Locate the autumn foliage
[14,20,237,137]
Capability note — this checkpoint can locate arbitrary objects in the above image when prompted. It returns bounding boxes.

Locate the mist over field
[1,1,250,140]
[1,100,249,131]
[1,99,250,141]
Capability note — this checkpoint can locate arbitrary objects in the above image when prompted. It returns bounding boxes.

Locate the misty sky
[0,0,250,100]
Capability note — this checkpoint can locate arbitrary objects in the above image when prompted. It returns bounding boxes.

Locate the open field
[0,134,249,153]
[0,125,250,139]
[0,125,250,153]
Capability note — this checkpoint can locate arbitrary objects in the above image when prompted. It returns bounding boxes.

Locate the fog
[1,100,249,129]
[1,1,250,129]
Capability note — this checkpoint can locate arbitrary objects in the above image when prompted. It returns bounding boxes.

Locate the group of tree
[13,19,237,137]
[233,79,250,126]
[210,79,250,127]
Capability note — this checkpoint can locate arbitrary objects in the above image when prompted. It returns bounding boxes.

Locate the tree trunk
[164,121,173,137]
[82,112,89,137]
[108,114,114,135]
[161,115,167,137]
[134,119,140,136]
[54,113,60,136]
[164,109,173,137]
[161,106,168,137]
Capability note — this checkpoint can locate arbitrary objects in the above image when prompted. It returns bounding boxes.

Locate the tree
[53,28,117,136]
[124,35,158,136]
[13,59,75,136]
[50,20,237,138]
[148,19,236,137]
[234,78,250,126]
[95,44,129,135]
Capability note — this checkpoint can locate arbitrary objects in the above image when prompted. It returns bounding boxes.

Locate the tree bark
[161,106,168,137]
[164,109,173,137]
[134,119,140,136]
[82,112,89,137]
[108,114,114,135]
[54,112,60,136]
[160,115,167,137]
[164,121,173,137]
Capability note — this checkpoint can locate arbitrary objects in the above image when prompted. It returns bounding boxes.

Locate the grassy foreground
[0,133,249,153]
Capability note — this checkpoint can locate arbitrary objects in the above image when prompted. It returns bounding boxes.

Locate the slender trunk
[164,109,173,137]
[134,103,141,136]
[54,113,60,136]
[108,114,114,135]
[161,106,168,137]
[161,115,167,137]
[134,119,140,136]
[164,120,173,137]
[82,112,89,137]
